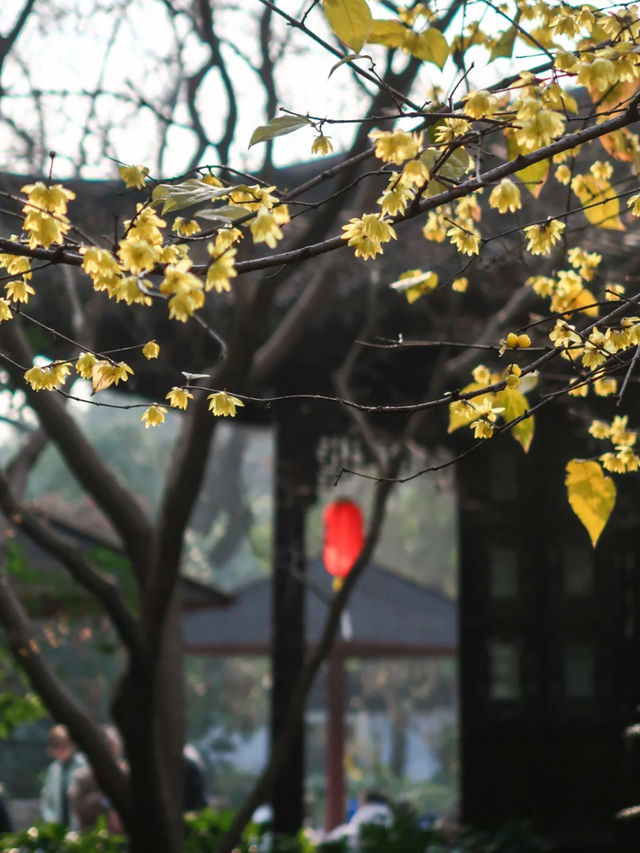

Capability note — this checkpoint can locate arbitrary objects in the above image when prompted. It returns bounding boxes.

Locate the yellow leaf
[566,287,599,318]
[91,363,115,394]
[505,132,548,198]
[495,388,534,452]
[565,459,616,547]
[405,27,449,69]
[323,0,372,53]
[367,19,406,48]
[448,383,495,433]
[573,174,624,231]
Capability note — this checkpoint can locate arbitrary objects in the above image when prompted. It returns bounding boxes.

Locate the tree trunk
[270,404,318,834]
[112,593,185,853]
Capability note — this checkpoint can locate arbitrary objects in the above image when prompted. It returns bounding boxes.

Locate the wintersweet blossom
[208,391,245,417]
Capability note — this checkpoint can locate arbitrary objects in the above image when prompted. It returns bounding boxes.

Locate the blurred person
[68,725,126,834]
[0,785,11,833]
[324,790,393,848]
[40,724,85,828]
[183,744,207,812]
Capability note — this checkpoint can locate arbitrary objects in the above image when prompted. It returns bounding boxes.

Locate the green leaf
[421,146,470,196]
[152,178,235,214]
[489,24,518,62]
[565,459,616,547]
[248,115,311,148]
[496,388,534,452]
[322,0,373,53]
[196,206,249,222]
[328,53,370,78]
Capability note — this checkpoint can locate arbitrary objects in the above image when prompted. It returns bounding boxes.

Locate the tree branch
[0,570,132,824]
[0,467,146,660]
[0,320,154,577]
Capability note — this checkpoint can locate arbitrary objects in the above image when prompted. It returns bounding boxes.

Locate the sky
[0,0,534,181]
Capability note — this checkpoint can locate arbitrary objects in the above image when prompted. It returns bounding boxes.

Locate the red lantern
[322,500,364,588]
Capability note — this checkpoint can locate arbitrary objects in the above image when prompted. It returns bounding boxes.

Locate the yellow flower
[606,284,625,301]
[166,387,194,410]
[91,360,133,393]
[610,415,636,447]
[23,211,69,249]
[452,277,468,293]
[118,164,149,190]
[24,362,71,391]
[462,90,498,119]
[600,452,626,473]
[472,365,492,385]
[203,174,224,187]
[469,398,503,439]
[206,244,237,293]
[143,341,160,360]
[447,221,481,256]
[124,205,165,245]
[627,193,640,216]
[589,419,611,440]
[118,239,158,274]
[549,320,580,350]
[21,182,75,215]
[168,290,205,322]
[526,275,556,298]
[141,405,167,428]
[76,352,97,379]
[390,269,438,304]
[215,228,242,251]
[590,161,613,182]
[369,129,423,165]
[378,177,415,216]
[594,377,617,397]
[250,206,283,248]
[272,204,290,225]
[489,179,522,214]
[505,332,531,349]
[342,214,396,260]
[207,391,245,417]
[159,262,203,296]
[172,217,201,236]
[0,299,13,322]
[422,211,447,243]
[576,58,617,93]
[568,381,589,397]
[0,253,31,278]
[434,118,470,143]
[555,165,572,185]
[81,247,122,294]
[401,160,430,188]
[114,276,153,306]
[311,135,333,156]
[515,104,565,153]
[524,220,565,255]
[5,279,35,303]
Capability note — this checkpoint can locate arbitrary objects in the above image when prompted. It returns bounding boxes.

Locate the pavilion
[182,556,457,828]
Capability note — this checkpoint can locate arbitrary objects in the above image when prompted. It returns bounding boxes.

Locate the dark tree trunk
[112,594,185,853]
[270,403,318,835]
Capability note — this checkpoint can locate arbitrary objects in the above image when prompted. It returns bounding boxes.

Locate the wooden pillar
[325,647,346,831]
[270,403,317,835]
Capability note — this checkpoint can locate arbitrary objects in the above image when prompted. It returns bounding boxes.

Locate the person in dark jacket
[0,787,12,833]
[183,745,207,812]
